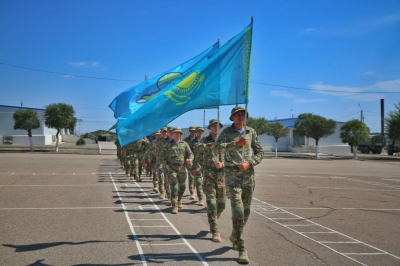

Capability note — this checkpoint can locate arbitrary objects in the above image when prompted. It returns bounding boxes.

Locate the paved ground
[0,153,399,265]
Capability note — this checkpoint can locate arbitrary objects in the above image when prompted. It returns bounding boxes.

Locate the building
[182,118,349,154]
[0,104,78,146]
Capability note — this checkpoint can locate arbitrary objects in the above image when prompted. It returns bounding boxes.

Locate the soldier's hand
[152,168,157,173]
[210,142,215,148]
[148,158,151,163]
[238,162,250,172]
[215,162,224,169]
[191,171,196,176]
[141,160,147,166]
[235,137,248,147]
[185,159,192,167]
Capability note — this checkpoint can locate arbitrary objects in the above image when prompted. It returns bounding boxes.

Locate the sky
[0,0,399,134]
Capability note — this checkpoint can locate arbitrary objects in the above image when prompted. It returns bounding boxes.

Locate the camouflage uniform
[190,126,205,202]
[137,137,150,179]
[215,122,264,253]
[143,132,161,190]
[193,125,226,233]
[165,128,193,211]
[183,125,197,196]
[156,130,174,199]
[151,133,168,195]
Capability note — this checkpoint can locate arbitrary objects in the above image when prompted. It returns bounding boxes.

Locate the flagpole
[217,38,221,137]
[241,16,253,163]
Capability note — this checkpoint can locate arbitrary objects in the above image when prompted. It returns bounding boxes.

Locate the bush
[76,138,86,146]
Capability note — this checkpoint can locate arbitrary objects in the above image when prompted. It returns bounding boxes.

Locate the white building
[182,118,350,154]
[0,105,57,145]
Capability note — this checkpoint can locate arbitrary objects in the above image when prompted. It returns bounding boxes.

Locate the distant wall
[1,135,53,145]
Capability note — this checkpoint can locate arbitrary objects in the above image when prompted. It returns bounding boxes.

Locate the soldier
[137,137,150,179]
[215,106,264,264]
[142,131,161,192]
[183,126,197,199]
[150,127,168,197]
[155,126,174,202]
[192,119,226,242]
[191,126,205,205]
[165,127,193,214]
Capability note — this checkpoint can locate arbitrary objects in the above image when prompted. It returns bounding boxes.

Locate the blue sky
[0,0,399,134]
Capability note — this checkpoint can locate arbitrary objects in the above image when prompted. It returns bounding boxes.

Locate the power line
[2,61,400,94]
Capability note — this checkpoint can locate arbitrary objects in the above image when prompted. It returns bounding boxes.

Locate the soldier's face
[209,123,219,135]
[161,131,167,138]
[233,111,245,128]
[155,134,160,138]
[168,131,173,138]
[172,132,181,141]
[196,131,204,138]
[189,130,196,137]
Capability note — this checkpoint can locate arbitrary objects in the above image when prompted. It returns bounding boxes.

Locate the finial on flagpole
[251,16,253,23]
[218,39,220,48]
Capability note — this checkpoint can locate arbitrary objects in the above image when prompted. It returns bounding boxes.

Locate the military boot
[178,201,183,208]
[230,233,238,250]
[166,201,172,206]
[198,199,204,206]
[153,188,159,193]
[238,250,249,264]
[212,232,221,243]
[172,206,178,214]
[190,192,196,200]
[159,193,165,199]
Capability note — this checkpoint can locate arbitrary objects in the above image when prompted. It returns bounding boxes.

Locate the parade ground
[0,153,399,266]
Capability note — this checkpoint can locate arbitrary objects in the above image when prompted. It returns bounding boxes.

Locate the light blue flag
[109,43,219,119]
[117,23,253,146]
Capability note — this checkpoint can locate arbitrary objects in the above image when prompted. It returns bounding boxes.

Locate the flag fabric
[109,43,219,120]
[117,23,253,146]
[107,122,118,132]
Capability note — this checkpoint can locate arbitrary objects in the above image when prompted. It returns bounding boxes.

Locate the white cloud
[69,61,102,69]
[270,90,295,98]
[62,74,74,78]
[309,80,400,101]
[362,71,374,75]
[294,98,325,103]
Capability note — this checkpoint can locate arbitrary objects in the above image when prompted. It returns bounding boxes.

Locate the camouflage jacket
[215,124,264,168]
[192,134,224,174]
[164,140,194,171]
[183,136,196,150]
[143,137,159,162]
[155,138,173,169]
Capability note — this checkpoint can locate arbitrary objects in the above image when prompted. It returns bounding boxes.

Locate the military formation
[115,106,264,264]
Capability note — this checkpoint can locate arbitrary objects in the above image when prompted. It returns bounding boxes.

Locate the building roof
[0,104,45,111]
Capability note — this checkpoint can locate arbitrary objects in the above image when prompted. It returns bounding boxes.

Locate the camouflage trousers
[169,167,188,207]
[150,160,158,189]
[129,156,140,181]
[225,166,255,252]
[202,167,226,233]
[164,165,171,198]
[190,173,204,200]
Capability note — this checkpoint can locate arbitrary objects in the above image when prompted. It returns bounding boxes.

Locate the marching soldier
[192,126,205,205]
[156,126,174,202]
[142,131,161,192]
[192,119,226,242]
[183,125,197,198]
[215,106,264,264]
[164,127,193,214]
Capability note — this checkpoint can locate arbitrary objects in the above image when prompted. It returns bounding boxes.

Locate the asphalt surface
[0,153,399,265]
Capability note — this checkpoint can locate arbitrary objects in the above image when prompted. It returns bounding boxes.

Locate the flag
[117,23,253,146]
[109,43,219,119]
[107,122,118,132]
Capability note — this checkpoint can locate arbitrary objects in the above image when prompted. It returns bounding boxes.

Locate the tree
[44,103,76,152]
[385,101,400,145]
[340,119,370,159]
[13,109,40,152]
[294,113,336,159]
[246,117,268,136]
[265,122,290,158]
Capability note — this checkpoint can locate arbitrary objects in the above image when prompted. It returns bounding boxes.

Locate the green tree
[385,101,400,145]
[265,122,290,158]
[340,119,370,159]
[13,109,40,152]
[246,116,268,136]
[295,113,336,158]
[44,103,76,152]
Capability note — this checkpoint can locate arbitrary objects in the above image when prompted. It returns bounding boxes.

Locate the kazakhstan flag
[117,23,252,146]
[109,43,219,119]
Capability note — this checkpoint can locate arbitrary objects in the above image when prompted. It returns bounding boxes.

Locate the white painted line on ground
[133,182,208,266]
[140,243,186,246]
[343,253,387,255]
[131,219,166,221]
[252,197,400,265]
[0,184,113,187]
[281,207,400,211]
[301,232,336,234]
[285,224,315,227]
[0,207,123,210]
[319,241,360,244]
[133,226,170,228]
[32,173,35,175]
[109,173,147,266]
[145,254,198,259]
[270,218,306,220]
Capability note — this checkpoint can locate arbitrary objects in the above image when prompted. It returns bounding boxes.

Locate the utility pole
[358,103,364,123]
[381,99,384,137]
